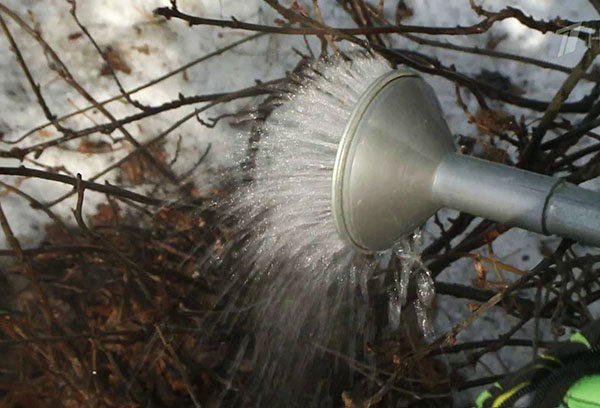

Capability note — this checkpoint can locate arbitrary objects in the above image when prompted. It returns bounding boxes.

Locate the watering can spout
[332,71,600,252]
[433,153,600,247]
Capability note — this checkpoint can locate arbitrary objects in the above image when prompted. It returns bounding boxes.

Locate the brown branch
[0,166,172,207]
[4,79,281,160]
[548,143,600,172]
[403,33,600,83]
[0,245,106,257]
[541,116,600,151]
[154,323,202,408]
[435,281,546,320]
[0,180,69,232]
[0,14,71,135]
[522,46,600,167]
[429,338,553,356]
[177,143,212,182]
[469,0,592,33]
[67,0,148,111]
[0,203,54,324]
[428,220,510,278]
[72,174,91,234]
[9,32,265,145]
[339,0,386,47]
[153,2,598,116]
[381,46,597,113]
[154,4,585,36]
[43,80,281,208]
[421,242,570,360]
[568,151,600,184]
[422,213,475,257]
[0,3,178,182]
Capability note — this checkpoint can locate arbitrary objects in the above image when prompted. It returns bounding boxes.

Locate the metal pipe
[545,183,600,246]
[432,153,600,246]
[331,72,600,251]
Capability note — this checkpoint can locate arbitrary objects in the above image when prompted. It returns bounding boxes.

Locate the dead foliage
[1,0,600,407]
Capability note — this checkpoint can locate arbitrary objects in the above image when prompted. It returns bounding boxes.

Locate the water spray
[224,53,600,403]
[332,71,600,251]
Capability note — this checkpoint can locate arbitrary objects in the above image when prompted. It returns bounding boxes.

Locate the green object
[475,389,493,408]
[570,332,592,349]
[473,319,600,408]
[564,375,600,408]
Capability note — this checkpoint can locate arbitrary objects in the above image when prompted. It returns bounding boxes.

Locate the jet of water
[214,52,434,404]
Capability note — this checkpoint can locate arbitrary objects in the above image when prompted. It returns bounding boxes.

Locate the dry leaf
[92,203,119,225]
[120,143,166,185]
[486,33,508,50]
[101,46,132,75]
[68,32,83,40]
[474,109,520,136]
[396,0,414,23]
[78,138,113,154]
[133,44,150,54]
[38,128,53,138]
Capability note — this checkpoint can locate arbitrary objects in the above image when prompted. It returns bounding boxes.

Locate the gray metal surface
[545,182,600,246]
[432,154,559,234]
[331,70,600,252]
[332,72,455,252]
[434,154,600,247]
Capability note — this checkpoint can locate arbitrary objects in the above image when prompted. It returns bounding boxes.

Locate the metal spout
[331,71,600,252]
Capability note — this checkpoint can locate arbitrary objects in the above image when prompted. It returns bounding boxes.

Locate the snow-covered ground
[1,0,599,405]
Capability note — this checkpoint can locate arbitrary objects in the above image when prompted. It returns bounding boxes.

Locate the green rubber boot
[562,375,600,408]
[473,319,600,408]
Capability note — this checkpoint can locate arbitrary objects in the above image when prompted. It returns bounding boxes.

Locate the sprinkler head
[332,71,455,252]
[332,71,600,252]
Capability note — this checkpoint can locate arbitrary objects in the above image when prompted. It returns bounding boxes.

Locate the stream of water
[214,52,435,404]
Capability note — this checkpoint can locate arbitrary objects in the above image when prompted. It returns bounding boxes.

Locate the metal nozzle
[331,72,600,252]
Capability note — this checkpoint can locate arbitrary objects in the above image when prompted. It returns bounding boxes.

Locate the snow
[0,0,297,248]
[1,0,599,405]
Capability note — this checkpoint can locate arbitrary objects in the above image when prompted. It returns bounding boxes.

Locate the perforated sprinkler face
[331,71,455,252]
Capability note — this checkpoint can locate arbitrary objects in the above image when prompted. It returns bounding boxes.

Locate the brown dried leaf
[101,46,132,75]
[395,0,414,23]
[78,139,113,154]
[474,109,520,136]
[45,222,75,245]
[132,44,150,54]
[120,143,166,185]
[342,390,370,408]
[67,32,83,40]
[473,255,487,280]
[92,203,119,225]
[291,0,310,17]
[476,142,511,164]
[486,33,508,50]
[38,128,53,138]
[467,302,481,312]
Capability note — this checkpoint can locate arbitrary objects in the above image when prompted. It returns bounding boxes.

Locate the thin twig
[522,46,600,166]
[0,203,54,324]
[0,14,71,134]
[0,180,69,231]
[0,166,173,207]
[10,32,265,144]
[0,3,178,182]
[68,0,148,111]
[154,323,202,408]
[155,4,585,36]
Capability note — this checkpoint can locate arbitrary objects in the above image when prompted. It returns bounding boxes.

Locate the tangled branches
[0,0,600,407]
